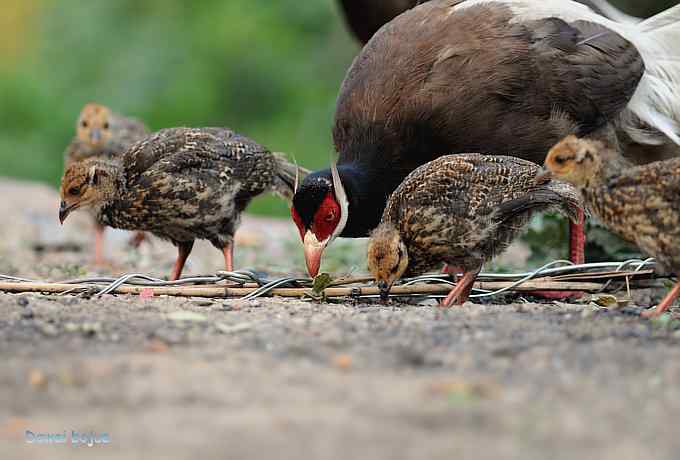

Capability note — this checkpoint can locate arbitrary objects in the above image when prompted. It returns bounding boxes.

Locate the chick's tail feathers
[271,152,309,200]
[496,180,584,224]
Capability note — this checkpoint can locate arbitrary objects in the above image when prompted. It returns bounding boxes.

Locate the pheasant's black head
[291,168,347,277]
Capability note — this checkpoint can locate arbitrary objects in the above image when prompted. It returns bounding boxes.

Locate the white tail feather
[456,1,680,146]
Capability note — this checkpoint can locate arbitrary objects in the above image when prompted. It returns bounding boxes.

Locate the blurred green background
[0,0,675,217]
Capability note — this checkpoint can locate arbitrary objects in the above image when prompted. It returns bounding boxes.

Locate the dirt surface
[1,177,680,460]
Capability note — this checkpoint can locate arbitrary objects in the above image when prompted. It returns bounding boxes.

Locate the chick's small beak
[59,201,73,224]
[535,166,553,184]
[90,128,102,144]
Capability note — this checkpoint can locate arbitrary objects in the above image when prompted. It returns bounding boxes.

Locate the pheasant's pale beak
[303,231,327,277]
[59,201,76,224]
[535,166,553,184]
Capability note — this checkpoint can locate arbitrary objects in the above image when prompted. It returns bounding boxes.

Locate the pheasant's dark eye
[325,211,336,222]
[81,120,88,128]
[68,186,81,196]
[103,122,110,130]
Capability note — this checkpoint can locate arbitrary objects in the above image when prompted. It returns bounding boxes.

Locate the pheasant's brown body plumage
[368,154,581,304]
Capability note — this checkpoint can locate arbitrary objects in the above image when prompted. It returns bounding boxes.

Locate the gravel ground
[1,177,679,460]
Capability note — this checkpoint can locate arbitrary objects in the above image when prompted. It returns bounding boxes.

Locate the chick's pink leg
[641,281,680,318]
[129,232,147,249]
[223,243,234,272]
[170,242,194,281]
[441,270,478,307]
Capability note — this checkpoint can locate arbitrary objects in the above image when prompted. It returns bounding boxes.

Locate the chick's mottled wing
[596,159,680,268]
[385,154,542,224]
[122,128,230,180]
[124,128,277,195]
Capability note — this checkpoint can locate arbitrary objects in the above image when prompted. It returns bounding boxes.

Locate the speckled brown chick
[542,135,680,317]
[64,103,149,263]
[368,154,581,306]
[59,127,302,280]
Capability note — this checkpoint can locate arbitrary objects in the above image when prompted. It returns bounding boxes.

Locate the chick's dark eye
[103,122,110,130]
[555,156,566,165]
[68,186,80,196]
[81,120,88,128]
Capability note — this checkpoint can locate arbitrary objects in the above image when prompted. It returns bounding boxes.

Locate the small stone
[167,311,208,322]
[17,297,29,307]
[333,354,352,370]
[215,322,254,334]
[38,323,59,337]
[146,338,170,353]
[139,288,155,299]
[21,309,34,320]
[223,300,260,311]
[29,369,48,390]
[581,306,598,319]
[191,299,214,307]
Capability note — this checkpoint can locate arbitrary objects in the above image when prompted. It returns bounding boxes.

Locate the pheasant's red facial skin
[310,193,341,243]
[294,192,342,277]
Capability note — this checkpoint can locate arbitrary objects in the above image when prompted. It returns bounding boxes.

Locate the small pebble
[39,323,59,337]
[17,297,29,307]
[21,308,34,320]
[223,300,261,311]
[333,354,352,370]
[29,369,48,390]
[146,338,170,353]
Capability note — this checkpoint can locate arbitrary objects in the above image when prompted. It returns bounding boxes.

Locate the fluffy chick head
[367,222,409,301]
[59,159,117,224]
[77,103,113,147]
[541,135,604,187]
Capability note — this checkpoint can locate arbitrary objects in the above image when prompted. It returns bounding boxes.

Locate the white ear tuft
[330,161,349,242]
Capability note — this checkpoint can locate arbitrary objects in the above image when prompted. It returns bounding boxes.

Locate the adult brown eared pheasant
[368,154,581,305]
[64,103,149,264]
[59,127,301,280]
[541,136,680,318]
[292,0,680,279]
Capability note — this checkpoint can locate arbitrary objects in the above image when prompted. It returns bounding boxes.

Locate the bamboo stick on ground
[0,280,604,299]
